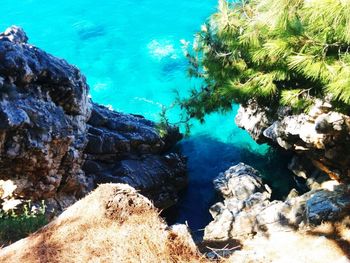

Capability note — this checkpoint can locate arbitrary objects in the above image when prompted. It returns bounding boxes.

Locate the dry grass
[2,183,348,263]
[0,184,208,263]
[226,220,350,263]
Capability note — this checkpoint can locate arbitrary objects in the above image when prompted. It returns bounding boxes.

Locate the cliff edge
[0,26,186,212]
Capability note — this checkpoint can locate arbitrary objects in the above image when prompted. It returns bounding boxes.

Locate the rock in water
[0,26,186,211]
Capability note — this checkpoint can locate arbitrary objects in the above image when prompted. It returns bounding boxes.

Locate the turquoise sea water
[1,0,296,238]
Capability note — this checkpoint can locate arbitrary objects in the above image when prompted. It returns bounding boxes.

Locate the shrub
[178,0,350,122]
[0,200,47,245]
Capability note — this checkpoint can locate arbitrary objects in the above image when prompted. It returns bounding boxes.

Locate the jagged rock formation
[0,26,92,210]
[0,26,186,211]
[204,163,350,241]
[83,103,186,208]
[236,99,350,183]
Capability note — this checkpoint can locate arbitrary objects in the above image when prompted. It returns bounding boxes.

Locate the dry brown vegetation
[226,220,350,263]
[1,183,349,263]
[0,184,208,263]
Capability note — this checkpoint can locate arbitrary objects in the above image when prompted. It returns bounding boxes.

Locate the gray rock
[236,99,350,182]
[204,163,272,240]
[213,163,267,200]
[235,101,272,143]
[204,163,350,242]
[0,26,187,211]
[306,186,350,225]
[0,26,28,43]
[83,104,187,208]
[0,26,91,210]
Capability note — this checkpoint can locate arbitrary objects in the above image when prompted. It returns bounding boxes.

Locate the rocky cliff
[236,99,350,185]
[204,163,350,241]
[203,163,350,261]
[83,103,186,208]
[0,26,186,212]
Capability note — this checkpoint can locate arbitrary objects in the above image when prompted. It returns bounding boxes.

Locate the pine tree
[179,0,350,122]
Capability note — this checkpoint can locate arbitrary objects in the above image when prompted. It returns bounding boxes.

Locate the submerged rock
[0,26,186,211]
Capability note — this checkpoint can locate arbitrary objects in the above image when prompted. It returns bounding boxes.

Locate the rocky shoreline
[0,25,350,262]
[0,26,187,212]
[236,99,350,184]
[200,99,350,259]
[204,163,350,241]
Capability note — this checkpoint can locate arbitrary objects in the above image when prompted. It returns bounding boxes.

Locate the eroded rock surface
[83,104,187,208]
[204,163,350,241]
[0,26,92,210]
[236,99,350,182]
[235,101,273,143]
[0,26,186,211]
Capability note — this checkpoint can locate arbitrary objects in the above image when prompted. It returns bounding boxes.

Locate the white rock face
[235,101,272,143]
[235,99,350,181]
[204,163,350,242]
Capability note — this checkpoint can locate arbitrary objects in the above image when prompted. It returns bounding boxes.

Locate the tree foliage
[179,0,350,122]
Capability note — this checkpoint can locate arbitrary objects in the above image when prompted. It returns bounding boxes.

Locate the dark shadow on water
[159,57,187,80]
[162,134,298,241]
[77,24,106,41]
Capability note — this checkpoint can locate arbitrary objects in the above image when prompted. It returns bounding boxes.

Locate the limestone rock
[235,101,272,143]
[236,99,350,181]
[0,26,187,211]
[213,163,267,200]
[0,26,92,210]
[204,163,272,241]
[204,163,350,242]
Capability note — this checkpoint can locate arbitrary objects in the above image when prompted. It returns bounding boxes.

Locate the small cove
[1,0,298,239]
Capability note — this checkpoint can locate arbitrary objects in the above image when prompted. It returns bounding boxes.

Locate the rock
[0,26,92,210]
[205,208,235,241]
[83,104,187,208]
[286,188,299,199]
[0,26,28,43]
[213,163,267,200]
[204,163,350,242]
[306,185,350,225]
[288,155,331,190]
[236,99,350,182]
[204,163,272,241]
[235,101,272,143]
[0,26,187,211]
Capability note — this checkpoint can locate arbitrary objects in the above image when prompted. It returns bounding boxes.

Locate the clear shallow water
[1,0,296,238]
